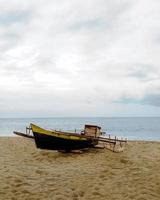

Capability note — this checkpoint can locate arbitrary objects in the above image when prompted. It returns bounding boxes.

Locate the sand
[0,137,160,200]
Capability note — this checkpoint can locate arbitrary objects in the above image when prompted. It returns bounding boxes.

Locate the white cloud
[0,0,160,116]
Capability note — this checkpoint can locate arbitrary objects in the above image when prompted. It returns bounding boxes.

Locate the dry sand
[0,137,160,200]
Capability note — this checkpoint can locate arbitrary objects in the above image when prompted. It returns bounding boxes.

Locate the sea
[0,117,160,141]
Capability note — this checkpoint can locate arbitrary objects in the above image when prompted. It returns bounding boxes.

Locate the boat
[14,124,127,152]
[30,123,99,151]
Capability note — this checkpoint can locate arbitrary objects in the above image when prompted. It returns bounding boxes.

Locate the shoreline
[0,137,160,199]
[1,135,160,142]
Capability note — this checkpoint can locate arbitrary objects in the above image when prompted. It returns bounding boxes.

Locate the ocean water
[0,117,160,141]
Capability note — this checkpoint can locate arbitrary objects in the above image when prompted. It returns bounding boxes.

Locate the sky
[0,0,160,117]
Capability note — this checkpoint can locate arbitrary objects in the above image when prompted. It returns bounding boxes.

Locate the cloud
[143,94,160,107]
[0,0,160,116]
[0,11,31,26]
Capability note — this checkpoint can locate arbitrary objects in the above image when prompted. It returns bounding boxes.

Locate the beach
[0,137,160,200]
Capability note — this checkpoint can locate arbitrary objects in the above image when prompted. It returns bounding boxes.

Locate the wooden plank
[98,136,127,143]
[13,131,34,139]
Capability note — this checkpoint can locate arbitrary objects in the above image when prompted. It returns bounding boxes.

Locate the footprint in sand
[35,169,44,175]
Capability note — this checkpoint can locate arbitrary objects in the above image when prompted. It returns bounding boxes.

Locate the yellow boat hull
[31,124,98,151]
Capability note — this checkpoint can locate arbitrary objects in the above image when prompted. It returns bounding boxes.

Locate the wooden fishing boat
[30,124,99,151]
[14,124,127,152]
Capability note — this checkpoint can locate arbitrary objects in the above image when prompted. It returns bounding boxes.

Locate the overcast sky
[0,0,160,117]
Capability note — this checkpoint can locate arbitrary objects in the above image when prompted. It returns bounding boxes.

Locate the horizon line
[0,116,160,119]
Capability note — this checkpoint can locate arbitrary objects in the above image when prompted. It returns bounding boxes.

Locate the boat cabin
[84,124,101,137]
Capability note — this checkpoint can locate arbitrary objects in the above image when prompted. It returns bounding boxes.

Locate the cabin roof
[85,124,101,129]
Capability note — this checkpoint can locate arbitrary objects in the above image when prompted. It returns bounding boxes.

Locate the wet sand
[0,137,160,200]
